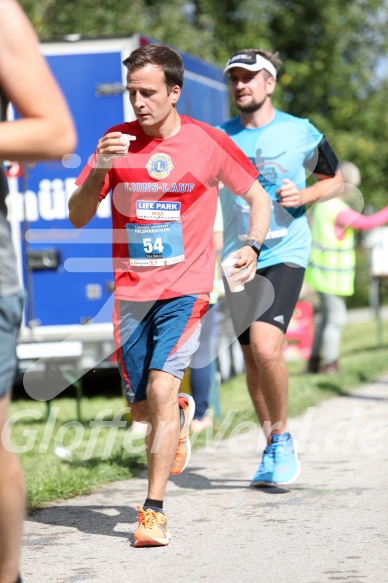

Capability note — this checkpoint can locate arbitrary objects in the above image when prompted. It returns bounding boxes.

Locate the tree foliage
[19,0,388,209]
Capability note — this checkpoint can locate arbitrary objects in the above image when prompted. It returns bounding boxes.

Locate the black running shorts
[223,263,305,345]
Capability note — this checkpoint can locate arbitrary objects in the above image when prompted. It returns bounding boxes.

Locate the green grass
[8,398,146,512]
[9,317,388,511]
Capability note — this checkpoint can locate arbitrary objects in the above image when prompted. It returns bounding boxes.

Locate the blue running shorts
[114,294,208,403]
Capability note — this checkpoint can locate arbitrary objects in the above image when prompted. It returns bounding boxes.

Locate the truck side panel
[9,36,228,337]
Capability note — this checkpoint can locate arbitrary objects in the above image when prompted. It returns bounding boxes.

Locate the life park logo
[146,153,174,180]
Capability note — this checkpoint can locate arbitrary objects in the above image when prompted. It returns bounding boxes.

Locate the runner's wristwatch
[243,239,262,257]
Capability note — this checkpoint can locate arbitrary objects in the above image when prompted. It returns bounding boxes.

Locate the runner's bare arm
[242,179,271,244]
[68,132,136,228]
[226,180,271,283]
[0,0,76,160]
[68,168,108,228]
[277,169,343,208]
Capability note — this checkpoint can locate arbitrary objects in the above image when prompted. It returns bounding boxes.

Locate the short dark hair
[123,43,184,92]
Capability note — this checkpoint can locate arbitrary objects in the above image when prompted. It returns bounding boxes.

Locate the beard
[235,96,266,114]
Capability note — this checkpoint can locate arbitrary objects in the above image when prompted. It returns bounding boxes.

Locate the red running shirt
[75,115,258,301]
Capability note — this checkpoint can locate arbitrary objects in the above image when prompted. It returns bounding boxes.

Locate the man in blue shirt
[219,49,342,486]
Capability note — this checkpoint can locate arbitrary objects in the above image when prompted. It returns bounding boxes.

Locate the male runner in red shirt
[69,42,270,547]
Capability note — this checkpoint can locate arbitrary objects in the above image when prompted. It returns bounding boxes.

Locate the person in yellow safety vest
[305,162,388,374]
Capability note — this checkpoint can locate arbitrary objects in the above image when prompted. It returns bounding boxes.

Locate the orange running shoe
[170,393,195,475]
[134,506,171,547]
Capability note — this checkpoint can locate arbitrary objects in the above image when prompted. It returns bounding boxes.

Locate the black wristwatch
[243,239,262,257]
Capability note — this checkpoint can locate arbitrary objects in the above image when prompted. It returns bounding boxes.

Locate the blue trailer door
[14,38,137,327]
[10,36,228,329]
[178,50,229,126]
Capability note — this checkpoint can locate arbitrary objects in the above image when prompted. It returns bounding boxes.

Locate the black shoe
[305,356,321,374]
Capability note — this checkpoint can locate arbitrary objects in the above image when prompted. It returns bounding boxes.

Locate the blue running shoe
[271,432,301,485]
[252,445,274,487]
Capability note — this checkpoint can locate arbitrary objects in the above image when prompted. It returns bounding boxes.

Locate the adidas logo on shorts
[273,314,285,325]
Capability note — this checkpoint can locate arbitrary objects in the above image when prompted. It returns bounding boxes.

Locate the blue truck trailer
[6,34,229,391]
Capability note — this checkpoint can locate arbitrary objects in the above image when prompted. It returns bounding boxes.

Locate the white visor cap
[223,52,277,79]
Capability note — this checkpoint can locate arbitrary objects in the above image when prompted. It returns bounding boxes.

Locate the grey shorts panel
[0,291,24,397]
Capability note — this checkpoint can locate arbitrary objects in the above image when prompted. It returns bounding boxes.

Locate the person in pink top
[305,161,388,373]
[69,42,270,547]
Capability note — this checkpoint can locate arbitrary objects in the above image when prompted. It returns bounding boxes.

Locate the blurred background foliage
[19,0,388,305]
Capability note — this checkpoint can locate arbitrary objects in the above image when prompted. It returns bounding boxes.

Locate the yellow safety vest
[305,199,355,296]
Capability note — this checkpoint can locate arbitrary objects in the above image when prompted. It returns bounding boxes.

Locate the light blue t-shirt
[218,109,323,269]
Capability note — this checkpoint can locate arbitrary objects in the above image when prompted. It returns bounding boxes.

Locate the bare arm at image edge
[0,0,76,160]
